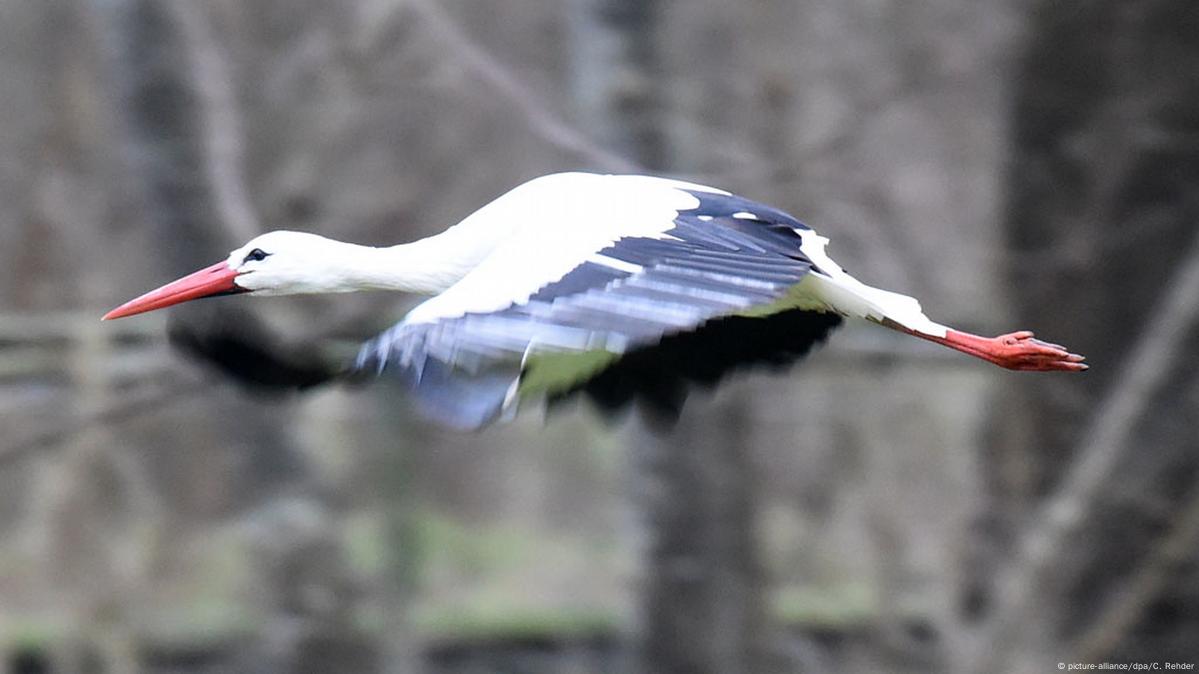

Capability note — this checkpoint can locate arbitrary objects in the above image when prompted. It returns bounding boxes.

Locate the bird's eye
[243,248,269,263]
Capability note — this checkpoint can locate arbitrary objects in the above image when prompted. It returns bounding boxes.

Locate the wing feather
[356,179,841,428]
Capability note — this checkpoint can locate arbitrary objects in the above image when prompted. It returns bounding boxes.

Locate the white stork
[104,172,1086,428]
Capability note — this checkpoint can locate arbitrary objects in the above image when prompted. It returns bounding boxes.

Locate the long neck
[333,227,498,295]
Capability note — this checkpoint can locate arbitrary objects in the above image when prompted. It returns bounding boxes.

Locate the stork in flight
[104,173,1086,428]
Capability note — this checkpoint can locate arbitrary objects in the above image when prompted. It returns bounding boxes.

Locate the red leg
[910,328,1088,372]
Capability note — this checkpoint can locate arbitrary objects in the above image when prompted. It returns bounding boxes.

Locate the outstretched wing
[356,178,842,429]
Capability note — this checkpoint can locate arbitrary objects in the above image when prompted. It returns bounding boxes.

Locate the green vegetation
[135,600,258,649]
[3,619,64,655]
[415,605,619,642]
[773,582,877,628]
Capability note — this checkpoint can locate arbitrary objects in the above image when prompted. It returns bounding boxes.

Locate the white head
[224,230,371,296]
[103,230,373,320]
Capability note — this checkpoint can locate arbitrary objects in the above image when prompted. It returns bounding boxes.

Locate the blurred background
[2,0,1198,672]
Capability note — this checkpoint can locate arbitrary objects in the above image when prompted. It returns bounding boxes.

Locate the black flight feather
[356,189,840,428]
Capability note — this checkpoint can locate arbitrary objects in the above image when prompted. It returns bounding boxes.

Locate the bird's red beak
[102,261,246,320]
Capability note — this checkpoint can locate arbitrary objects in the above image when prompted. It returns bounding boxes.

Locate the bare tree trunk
[87,1,364,670]
[966,1,1199,669]
[90,0,305,505]
[975,206,1199,674]
[567,2,770,672]
[567,0,665,171]
[637,396,770,674]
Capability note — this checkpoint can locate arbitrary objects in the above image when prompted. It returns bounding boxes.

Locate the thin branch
[355,0,1135,291]
[1,377,210,469]
[167,0,260,241]
[381,0,640,173]
[969,226,1199,674]
[1072,483,1199,662]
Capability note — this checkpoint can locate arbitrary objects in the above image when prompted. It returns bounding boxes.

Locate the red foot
[938,329,1088,372]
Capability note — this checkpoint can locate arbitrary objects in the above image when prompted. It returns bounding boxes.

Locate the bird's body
[105,172,1086,428]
